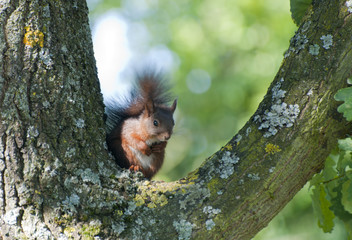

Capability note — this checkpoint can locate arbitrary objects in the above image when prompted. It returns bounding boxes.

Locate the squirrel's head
[142,99,177,143]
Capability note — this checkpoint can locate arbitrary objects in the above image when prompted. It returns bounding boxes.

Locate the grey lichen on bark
[0,0,352,239]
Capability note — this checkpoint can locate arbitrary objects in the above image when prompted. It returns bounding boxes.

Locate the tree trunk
[0,0,351,239]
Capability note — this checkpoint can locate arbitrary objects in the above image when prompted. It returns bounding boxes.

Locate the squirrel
[105,71,177,179]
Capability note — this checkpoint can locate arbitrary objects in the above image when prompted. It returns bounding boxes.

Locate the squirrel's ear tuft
[145,100,154,116]
[170,98,177,113]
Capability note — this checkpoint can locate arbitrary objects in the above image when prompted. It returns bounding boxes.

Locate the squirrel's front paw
[142,147,152,156]
[129,165,143,173]
[151,142,167,153]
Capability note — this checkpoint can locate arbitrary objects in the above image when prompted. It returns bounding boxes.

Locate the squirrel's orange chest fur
[122,117,155,159]
[120,115,168,178]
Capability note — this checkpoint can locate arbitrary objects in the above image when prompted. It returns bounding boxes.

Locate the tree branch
[0,0,352,239]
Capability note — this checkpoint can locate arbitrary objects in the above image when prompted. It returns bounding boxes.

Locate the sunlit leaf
[311,185,335,232]
[290,0,312,26]
[338,138,352,152]
[335,87,352,121]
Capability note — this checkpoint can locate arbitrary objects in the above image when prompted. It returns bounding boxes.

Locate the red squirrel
[105,71,177,179]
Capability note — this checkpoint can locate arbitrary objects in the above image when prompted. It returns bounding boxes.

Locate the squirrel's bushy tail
[105,70,172,133]
[129,71,172,114]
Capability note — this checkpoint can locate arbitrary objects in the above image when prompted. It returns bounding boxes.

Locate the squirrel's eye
[153,120,159,126]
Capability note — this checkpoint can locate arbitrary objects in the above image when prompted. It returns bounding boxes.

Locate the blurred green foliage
[90,0,296,181]
[88,0,346,239]
[255,184,348,240]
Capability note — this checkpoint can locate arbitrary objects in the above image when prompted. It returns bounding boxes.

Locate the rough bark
[0,0,110,238]
[0,0,351,239]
